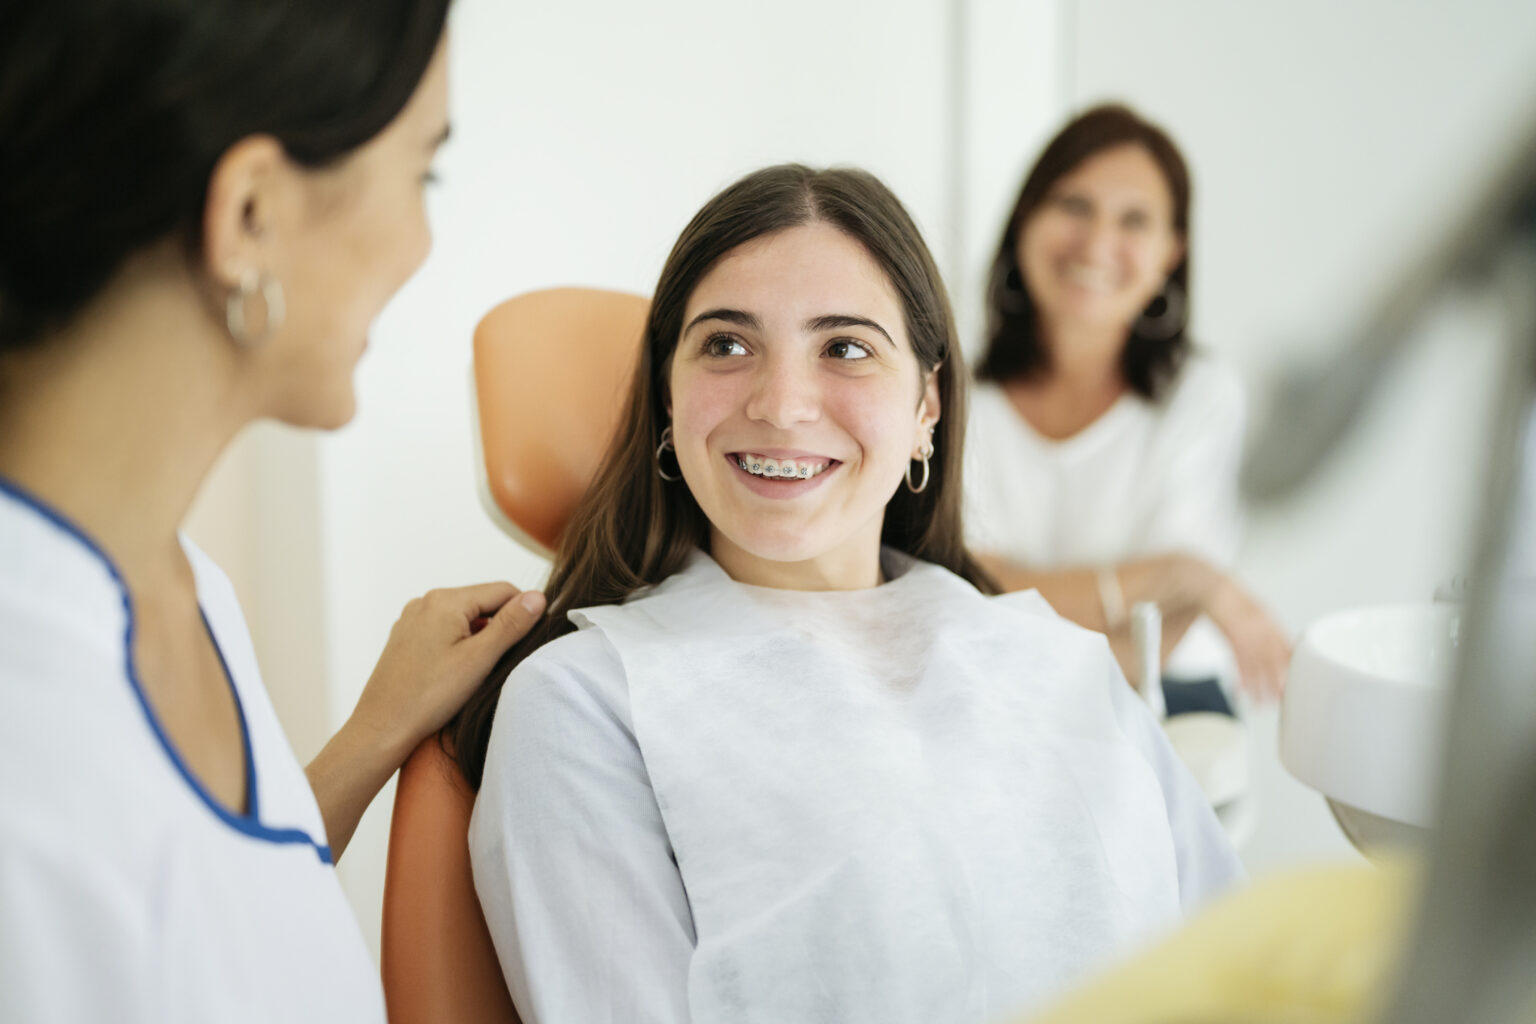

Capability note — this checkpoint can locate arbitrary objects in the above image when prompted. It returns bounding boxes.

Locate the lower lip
[726,455,839,500]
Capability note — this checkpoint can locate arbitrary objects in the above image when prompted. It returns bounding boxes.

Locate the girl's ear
[914,365,941,454]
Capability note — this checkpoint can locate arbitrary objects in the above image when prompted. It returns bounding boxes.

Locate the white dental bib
[471,548,1241,1023]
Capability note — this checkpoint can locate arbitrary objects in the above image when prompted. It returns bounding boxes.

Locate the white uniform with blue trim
[0,480,385,1023]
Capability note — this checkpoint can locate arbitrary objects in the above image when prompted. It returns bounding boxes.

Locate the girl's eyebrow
[806,314,894,349]
[684,308,760,334]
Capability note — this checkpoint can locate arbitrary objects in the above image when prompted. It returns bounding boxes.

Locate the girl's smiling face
[667,221,939,591]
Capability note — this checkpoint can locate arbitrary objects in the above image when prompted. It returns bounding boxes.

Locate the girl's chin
[710,519,819,556]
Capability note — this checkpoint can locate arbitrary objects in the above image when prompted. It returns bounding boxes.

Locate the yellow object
[1024,859,1418,1024]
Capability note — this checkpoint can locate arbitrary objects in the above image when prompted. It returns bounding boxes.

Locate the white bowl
[1280,603,1460,833]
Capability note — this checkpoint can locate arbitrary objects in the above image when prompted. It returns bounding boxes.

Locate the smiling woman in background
[457,163,1242,1024]
[965,104,1290,704]
[0,3,545,1020]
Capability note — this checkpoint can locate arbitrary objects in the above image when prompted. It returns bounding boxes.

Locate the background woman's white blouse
[964,354,1246,568]
[963,354,1248,678]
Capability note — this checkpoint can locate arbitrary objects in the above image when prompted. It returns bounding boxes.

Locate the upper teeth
[737,455,829,479]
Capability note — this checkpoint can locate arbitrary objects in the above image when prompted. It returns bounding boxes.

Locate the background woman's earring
[226,270,286,346]
[655,425,683,482]
[1134,279,1186,341]
[905,445,932,494]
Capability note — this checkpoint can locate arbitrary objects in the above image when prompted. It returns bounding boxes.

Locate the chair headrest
[473,287,649,555]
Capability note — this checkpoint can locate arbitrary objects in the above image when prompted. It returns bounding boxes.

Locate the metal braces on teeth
[736,457,817,479]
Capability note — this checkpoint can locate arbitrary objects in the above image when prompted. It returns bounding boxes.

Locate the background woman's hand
[1205,573,1291,702]
[306,581,545,860]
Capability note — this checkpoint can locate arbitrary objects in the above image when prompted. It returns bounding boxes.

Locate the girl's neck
[709,528,884,592]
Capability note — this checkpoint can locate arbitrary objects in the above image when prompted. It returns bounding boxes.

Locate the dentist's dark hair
[978,102,1192,399]
[0,0,451,351]
[452,163,997,789]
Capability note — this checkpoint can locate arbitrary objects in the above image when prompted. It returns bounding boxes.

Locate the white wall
[183,0,1536,959]
[1067,0,1536,871]
[949,0,1072,351]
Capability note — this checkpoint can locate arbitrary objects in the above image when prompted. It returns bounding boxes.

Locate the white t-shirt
[964,355,1247,678]
[469,549,1243,1024]
[0,480,384,1024]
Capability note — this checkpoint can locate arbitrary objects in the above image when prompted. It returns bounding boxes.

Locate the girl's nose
[744,353,820,429]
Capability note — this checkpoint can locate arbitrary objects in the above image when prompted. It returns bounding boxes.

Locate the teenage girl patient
[451,164,1244,1024]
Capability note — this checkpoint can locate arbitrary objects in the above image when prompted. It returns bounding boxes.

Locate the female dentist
[0,2,543,1020]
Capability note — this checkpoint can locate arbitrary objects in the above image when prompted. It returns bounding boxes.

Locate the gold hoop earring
[655,425,682,482]
[226,270,285,346]
[905,444,932,494]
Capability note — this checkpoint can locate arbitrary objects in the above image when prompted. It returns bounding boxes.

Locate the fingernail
[518,591,547,614]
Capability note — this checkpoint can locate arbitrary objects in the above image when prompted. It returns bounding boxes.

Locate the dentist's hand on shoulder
[305,582,547,859]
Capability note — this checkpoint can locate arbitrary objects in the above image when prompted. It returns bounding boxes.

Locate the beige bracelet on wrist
[1097,566,1127,631]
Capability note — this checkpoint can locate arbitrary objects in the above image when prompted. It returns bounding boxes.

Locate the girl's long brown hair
[451,163,996,789]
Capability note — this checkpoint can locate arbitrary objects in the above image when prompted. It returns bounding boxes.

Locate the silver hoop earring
[905,445,932,494]
[1133,279,1186,342]
[655,425,682,482]
[226,270,286,346]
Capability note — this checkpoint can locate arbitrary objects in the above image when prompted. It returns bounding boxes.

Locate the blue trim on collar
[200,607,262,822]
[0,474,333,865]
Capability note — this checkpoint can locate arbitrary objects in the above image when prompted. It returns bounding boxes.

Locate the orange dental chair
[379,288,648,1024]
